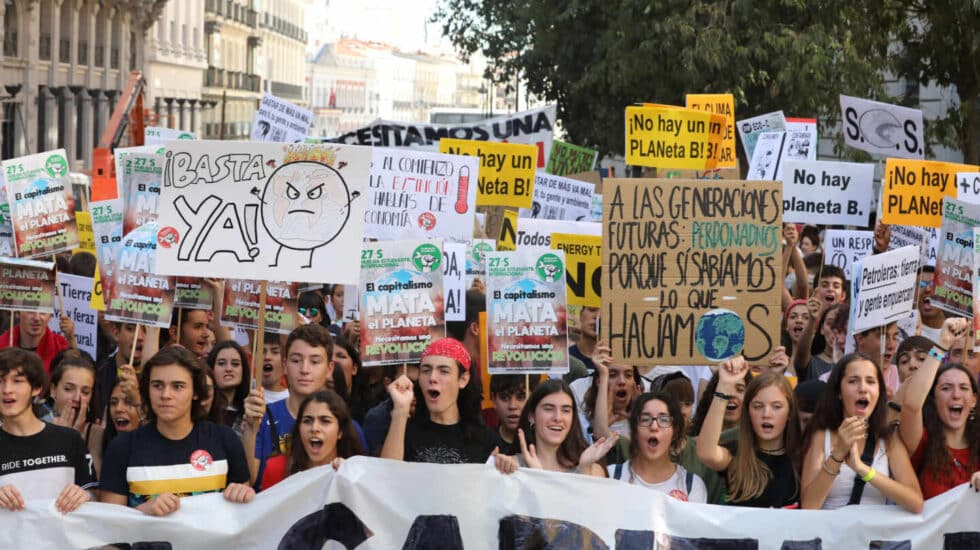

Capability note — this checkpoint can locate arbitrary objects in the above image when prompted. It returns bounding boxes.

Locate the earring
[970,408,976,421]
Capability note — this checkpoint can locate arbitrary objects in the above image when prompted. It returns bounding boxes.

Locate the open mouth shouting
[308,437,325,454]
[948,404,964,422]
[113,415,132,430]
[425,389,441,404]
[759,421,776,435]
[854,398,871,416]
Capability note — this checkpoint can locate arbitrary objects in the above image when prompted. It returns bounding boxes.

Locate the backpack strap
[847,432,878,505]
[614,463,624,480]
[685,469,694,494]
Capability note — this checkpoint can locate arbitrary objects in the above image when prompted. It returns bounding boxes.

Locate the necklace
[758,446,786,455]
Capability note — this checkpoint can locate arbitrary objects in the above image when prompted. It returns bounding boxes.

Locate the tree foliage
[433,1,909,160]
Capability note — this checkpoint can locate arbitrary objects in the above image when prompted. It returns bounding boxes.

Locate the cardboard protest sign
[365,148,478,242]
[932,198,980,317]
[956,172,980,205]
[466,239,496,290]
[144,127,195,145]
[661,166,742,181]
[518,173,594,221]
[602,178,782,365]
[890,224,938,267]
[48,273,98,359]
[121,152,164,235]
[747,130,815,181]
[174,277,214,310]
[157,141,370,283]
[0,257,55,313]
[840,95,924,159]
[105,222,175,328]
[513,218,601,249]
[2,149,78,257]
[359,240,446,366]
[486,249,569,375]
[221,280,299,334]
[685,93,737,168]
[552,233,601,307]
[736,111,786,160]
[443,242,466,322]
[546,140,598,176]
[625,105,724,170]
[74,211,95,254]
[251,93,314,143]
[824,229,874,275]
[849,245,919,334]
[439,139,537,209]
[330,105,557,169]
[882,158,979,227]
[781,160,875,226]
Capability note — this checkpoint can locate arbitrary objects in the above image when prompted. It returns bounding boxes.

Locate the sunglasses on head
[299,307,320,317]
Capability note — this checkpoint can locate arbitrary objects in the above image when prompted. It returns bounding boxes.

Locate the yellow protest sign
[625,105,725,170]
[497,209,518,251]
[439,139,537,208]
[73,211,96,254]
[90,265,105,311]
[552,233,601,307]
[685,94,737,168]
[882,159,979,227]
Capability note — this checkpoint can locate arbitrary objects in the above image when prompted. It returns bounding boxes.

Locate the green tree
[434,0,907,160]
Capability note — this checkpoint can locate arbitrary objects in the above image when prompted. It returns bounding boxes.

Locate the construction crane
[91,70,146,202]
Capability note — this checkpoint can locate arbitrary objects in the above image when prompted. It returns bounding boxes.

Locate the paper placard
[48,273,98,359]
[736,110,786,160]
[513,218,601,249]
[932,198,980,317]
[973,228,980,340]
[144,127,195,145]
[685,93,737,168]
[443,242,466,322]
[518,173,594,221]
[625,105,724,170]
[849,245,919,333]
[121,152,164,235]
[0,257,55,313]
[105,222,175,328]
[882,158,978,227]
[955,172,980,205]
[840,95,924,159]
[552,233,601,307]
[439,139,537,209]
[2,149,79,257]
[746,130,816,182]
[546,140,598,176]
[220,280,299,334]
[890,224,938,267]
[824,229,874,275]
[781,160,875,226]
[466,239,496,290]
[250,93,313,143]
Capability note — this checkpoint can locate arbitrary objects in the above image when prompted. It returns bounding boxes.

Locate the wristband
[928,347,945,363]
[828,452,844,463]
[933,342,948,352]
[821,460,840,476]
[861,467,876,483]
[713,391,733,401]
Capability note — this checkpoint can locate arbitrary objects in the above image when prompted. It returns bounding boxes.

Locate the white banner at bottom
[1,456,978,549]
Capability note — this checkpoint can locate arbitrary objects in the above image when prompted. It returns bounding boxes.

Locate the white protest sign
[785,117,817,134]
[251,93,314,143]
[736,110,786,160]
[144,127,195,145]
[890,224,938,267]
[514,218,601,249]
[840,94,924,159]
[824,229,874,274]
[747,130,816,182]
[443,241,466,322]
[781,160,874,225]
[157,141,370,283]
[850,245,919,333]
[466,239,495,290]
[518,173,594,221]
[365,148,478,242]
[956,172,980,205]
[48,273,98,359]
[330,104,557,169]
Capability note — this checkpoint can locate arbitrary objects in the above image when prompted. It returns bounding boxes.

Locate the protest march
[1,87,979,550]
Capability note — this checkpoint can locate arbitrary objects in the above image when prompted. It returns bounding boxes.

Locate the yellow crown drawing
[282,144,339,165]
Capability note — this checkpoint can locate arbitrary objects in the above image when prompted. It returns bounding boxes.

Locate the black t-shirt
[494,429,520,456]
[404,417,496,464]
[720,441,799,508]
[101,421,250,507]
[0,423,97,500]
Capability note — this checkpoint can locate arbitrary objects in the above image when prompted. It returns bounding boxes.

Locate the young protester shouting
[0,348,97,514]
[382,338,496,463]
[490,374,538,455]
[608,392,707,502]
[782,299,811,358]
[260,333,289,404]
[99,347,253,515]
[800,353,923,512]
[101,377,144,460]
[287,390,364,475]
[39,354,106,475]
[697,357,802,508]
[794,300,847,381]
[900,317,979,499]
[491,379,617,476]
[207,341,251,435]
[580,341,641,443]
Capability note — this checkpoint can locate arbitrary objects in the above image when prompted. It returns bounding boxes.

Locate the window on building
[3,0,18,57]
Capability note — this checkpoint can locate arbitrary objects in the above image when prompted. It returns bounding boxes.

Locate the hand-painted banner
[602,178,782,366]
[781,160,875,226]
[932,198,980,317]
[685,93,737,167]
[157,141,370,283]
[882,158,979,227]
[105,222,175,328]
[359,239,446,366]
[250,93,314,143]
[518,173,594,221]
[220,280,299,335]
[466,239,496,291]
[0,257,54,313]
[486,248,569,375]
[439,139,537,209]
[552,232,601,307]
[48,273,98,359]
[328,105,557,169]
[625,105,724,170]
[736,110,786,160]
[144,126,195,145]
[365,148,478,242]
[545,140,598,176]
[840,95,924,159]
[443,242,466,322]
[849,245,919,333]
[121,151,164,235]
[2,149,79,257]
[824,229,874,275]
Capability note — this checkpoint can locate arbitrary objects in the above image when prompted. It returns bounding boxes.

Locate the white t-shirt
[607,461,707,503]
[264,388,290,404]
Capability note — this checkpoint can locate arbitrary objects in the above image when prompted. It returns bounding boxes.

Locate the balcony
[205,66,261,92]
[206,0,256,28]
[270,80,304,101]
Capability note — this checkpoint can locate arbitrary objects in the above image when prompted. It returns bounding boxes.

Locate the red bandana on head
[420,338,471,372]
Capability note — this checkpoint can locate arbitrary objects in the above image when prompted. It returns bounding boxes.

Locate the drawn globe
[695,309,745,362]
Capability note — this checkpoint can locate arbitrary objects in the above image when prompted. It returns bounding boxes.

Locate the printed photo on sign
[486,249,569,376]
[849,245,919,334]
[931,198,980,317]
[736,110,786,160]
[840,95,924,159]
[365,148,478,243]
[781,160,875,226]
[2,149,79,258]
[157,141,370,283]
[824,229,874,275]
[221,280,299,335]
[518,173,594,221]
[105,222,175,328]
[360,240,446,366]
[0,257,55,313]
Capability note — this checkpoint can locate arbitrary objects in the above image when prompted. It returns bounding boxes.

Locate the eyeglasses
[637,414,673,429]
[299,307,320,317]
[918,280,934,289]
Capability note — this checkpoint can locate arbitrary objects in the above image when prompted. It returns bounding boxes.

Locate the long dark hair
[689,369,752,436]
[582,364,639,419]
[206,340,251,425]
[628,392,686,462]
[921,363,980,484]
[518,380,590,471]
[804,353,890,449]
[46,352,100,425]
[412,359,487,443]
[288,390,363,474]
